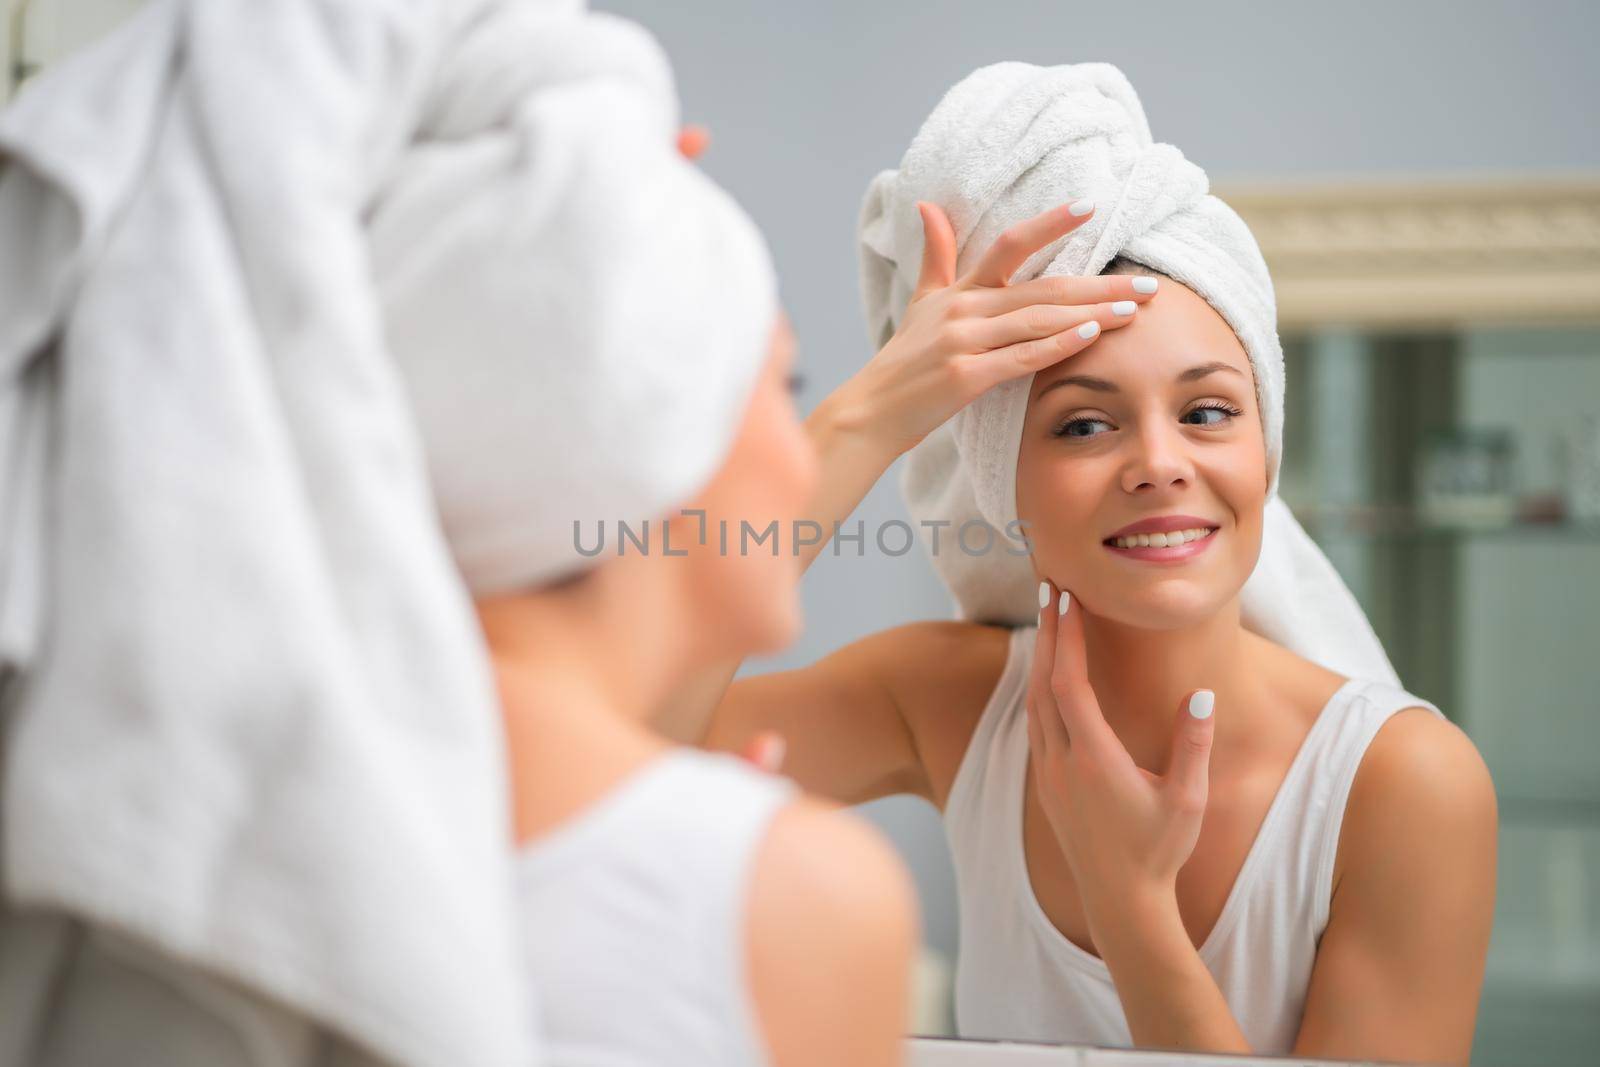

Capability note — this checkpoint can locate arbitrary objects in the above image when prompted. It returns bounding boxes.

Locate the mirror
[599,0,1598,1058]
[881,177,1600,1062]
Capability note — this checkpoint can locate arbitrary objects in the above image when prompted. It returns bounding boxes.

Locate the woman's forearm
[1091,886,1252,1055]
[793,386,907,571]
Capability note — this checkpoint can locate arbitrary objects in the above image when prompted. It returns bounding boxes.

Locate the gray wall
[594,0,1600,959]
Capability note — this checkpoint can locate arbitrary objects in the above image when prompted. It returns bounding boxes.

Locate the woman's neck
[1079,600,1262,771]
[479,570,695,843]
[477,563,696,730]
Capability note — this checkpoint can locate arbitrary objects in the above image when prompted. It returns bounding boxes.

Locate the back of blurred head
[374,10,816,675]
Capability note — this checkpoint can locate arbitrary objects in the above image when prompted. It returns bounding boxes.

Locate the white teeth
[1112,527,1215,550]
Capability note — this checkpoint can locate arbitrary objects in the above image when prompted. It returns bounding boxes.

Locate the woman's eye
[1181,403,1241,427]
[1054,417,1113,439]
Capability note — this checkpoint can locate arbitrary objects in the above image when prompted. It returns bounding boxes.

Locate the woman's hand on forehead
[832,200,1162,458]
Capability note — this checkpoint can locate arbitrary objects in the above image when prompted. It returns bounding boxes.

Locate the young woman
[672,69,1499,1064]
[484,313,932,1067]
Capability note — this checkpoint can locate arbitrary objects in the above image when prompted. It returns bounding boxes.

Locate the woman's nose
[1119,422,1194,495]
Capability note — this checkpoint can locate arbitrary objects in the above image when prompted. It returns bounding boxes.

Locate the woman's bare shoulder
[868,619,1014,716]
[862,620,1018,807]
[1299,703,1496,1060]
[1339,704,1496,885]
[743,795,917,1067]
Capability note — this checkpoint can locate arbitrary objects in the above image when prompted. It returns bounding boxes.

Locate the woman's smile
[1102,514,1221,563]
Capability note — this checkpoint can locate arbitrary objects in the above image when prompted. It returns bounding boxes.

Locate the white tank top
[514,747,798,1067]
[944,625,1443,1054]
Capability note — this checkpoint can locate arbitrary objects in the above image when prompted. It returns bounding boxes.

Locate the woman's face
[1015,275,1267,631]
[670,313,818,656]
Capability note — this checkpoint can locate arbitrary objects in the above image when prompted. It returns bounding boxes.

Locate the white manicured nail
[1132,276,1159,294]
[1038,581,1050,610]
[1188,690,1215,720]
[1076,320,1100,340]
[1068,199,1095,217]
[1111,300,1137,316]
[1057,590,1071,615]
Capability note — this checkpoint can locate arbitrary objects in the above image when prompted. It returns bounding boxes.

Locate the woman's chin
[1085,581,1231,632]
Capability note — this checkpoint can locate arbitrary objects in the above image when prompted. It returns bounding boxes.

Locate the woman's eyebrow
[1036,360,1247,400]
[1036,374,1118,398]
[1177,360,1248,383]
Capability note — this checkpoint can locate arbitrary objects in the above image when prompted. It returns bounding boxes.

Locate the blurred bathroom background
[8,2,1597,1064]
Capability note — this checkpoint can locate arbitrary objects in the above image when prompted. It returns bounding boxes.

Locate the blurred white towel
[0,1,774,1065]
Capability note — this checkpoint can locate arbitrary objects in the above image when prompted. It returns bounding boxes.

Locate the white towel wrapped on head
[859,61,1397,684]
[0,1,775,1065]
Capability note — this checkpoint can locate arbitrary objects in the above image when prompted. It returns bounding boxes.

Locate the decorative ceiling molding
[1214,176,1600,330]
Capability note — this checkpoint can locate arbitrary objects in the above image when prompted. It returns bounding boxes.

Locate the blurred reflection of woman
[676,62,1497,1065]
[381,11,928,1067]
[0,5,921,1067]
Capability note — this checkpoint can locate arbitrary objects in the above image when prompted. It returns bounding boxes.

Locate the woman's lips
[1102,525,1218,563]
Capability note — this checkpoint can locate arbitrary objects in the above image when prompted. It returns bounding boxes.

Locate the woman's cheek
[1204,439,1269,576]
[1022,457,1105,591]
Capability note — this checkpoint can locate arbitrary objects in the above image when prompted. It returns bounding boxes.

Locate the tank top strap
[1295,679,1445,933]
[943,625,1035,852]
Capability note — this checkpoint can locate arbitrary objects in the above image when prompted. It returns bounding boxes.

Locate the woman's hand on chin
[1026,580,1217,929]
[826,200,1154,458]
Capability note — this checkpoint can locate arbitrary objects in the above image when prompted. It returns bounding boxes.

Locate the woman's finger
[1163,691,1215,811]
[1025,693,1045,765]
[964,271,1158,318]
[1030,581,1072,753]
[965,300,1138,353]
[676,125,711,160]
[738,730,786,774]
[962,199,1095,289]
[913,201,959,297]
[1050,590,1118,756]
[958,307,1132,394]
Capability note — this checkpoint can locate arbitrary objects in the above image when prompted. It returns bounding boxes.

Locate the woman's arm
[1087,886,1252,1052]
[1291,709,1497,1065]
[694,619,1011,806]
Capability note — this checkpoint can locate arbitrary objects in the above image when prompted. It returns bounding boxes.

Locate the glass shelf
[1293,507,1600,542]
[1283,325,1600,1066]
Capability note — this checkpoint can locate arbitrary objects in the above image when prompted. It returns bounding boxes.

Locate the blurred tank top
[514,746,798,1066]
[943,624,1443,1053]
